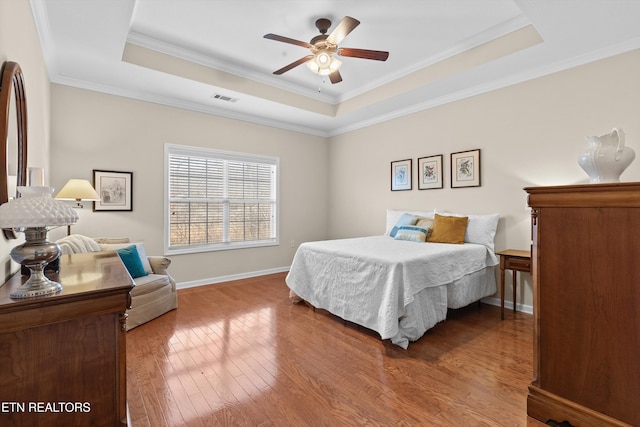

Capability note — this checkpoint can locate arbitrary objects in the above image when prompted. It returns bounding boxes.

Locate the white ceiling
[30,0,640,137]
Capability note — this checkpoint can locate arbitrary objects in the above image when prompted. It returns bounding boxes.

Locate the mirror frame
[0,61,28,240]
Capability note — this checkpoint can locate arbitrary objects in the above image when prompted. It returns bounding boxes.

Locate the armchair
[56,234,178,330]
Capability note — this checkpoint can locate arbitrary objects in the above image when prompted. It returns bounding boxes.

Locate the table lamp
[0,186,78,298]
[55,179,100,208]
[55,179,100,235]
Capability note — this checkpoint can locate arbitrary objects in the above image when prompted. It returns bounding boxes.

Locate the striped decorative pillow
[393,225,428,242]
[388,213,418,237]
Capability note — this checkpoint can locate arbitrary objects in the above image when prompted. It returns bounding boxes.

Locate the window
[165,144,278,254]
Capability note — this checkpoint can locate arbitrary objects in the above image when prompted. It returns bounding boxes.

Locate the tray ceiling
[31,0,640,136]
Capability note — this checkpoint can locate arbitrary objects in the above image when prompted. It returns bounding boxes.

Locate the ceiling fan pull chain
[318,76,326,93]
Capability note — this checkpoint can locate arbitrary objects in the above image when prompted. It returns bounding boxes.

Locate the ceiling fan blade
[338,48,389,61]
[326,16,360,45]
[329,70,342,84]
[273,55,315,75]
[264,33,313,49]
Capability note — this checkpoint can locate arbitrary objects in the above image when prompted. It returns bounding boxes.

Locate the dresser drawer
[504,257,531,271]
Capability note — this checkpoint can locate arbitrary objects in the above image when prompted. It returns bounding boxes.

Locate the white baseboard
[481,296,533,315]
[177,270,533,316]
[176,266,290,290]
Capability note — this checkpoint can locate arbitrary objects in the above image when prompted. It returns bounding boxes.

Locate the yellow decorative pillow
[427,214,468,244]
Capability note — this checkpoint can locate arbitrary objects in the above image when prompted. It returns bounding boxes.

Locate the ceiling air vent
[212,93,238,103]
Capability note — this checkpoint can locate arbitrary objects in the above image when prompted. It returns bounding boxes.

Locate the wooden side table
[496,249,531,320]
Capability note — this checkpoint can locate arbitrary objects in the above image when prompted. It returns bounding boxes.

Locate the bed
[285,210,500,349]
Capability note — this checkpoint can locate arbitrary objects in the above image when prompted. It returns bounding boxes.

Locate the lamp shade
[1,186,78,299]
[55,179,100,201]
[0,186,78,228]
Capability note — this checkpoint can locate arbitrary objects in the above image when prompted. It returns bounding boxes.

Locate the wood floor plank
[127,272,545,426]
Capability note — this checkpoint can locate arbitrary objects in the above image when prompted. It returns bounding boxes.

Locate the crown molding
[126,31,338,105]
[335,14,533,103]
[50,74,331,137]
[330,37,640,136]
[50,34,640,140]
[29,0,59,80]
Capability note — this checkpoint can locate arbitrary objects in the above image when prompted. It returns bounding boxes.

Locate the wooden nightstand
[496,249,531,320]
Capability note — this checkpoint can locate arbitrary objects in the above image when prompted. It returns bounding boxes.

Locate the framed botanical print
[451,149,481,188]
[93,169,133,211]
[418,155,443,190]
[391,159,412,191]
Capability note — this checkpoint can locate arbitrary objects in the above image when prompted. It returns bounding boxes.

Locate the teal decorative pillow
[99,242,152,274]
[389,213,417,237]
[394,225,428,242]
[116,245,148,278]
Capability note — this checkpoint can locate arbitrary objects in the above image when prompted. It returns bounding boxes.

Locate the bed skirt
[447,265,497,309]
[288,265,496,349]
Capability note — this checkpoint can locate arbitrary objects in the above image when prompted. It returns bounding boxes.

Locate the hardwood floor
[127,272,546,426]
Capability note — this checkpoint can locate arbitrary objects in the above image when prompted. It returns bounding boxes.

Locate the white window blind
[165,144,278,254]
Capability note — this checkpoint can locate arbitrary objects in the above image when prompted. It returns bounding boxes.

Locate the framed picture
[391,159,412,191]
[451,149,481,188]
[93,169,133,211]
[417,155,443,190]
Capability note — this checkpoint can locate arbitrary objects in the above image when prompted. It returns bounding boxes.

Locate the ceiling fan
[264,16,389,84]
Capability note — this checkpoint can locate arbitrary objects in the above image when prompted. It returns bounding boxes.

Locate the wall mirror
[0,61,28,240]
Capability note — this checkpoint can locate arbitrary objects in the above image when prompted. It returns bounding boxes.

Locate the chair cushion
[131,274,171,297]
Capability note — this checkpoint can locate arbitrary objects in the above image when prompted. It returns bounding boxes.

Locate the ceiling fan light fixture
[306,51,342,75]
[318,52,329,64]
[328,57,342,72]
[265,16,386,83]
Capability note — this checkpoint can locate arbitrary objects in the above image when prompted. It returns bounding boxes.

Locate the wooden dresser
[0,252,134,427]
[525,183,640,427]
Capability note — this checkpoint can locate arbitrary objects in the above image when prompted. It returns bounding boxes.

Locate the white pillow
[435,211,499,251]
[385,209,435,235]
[98,242,153,274]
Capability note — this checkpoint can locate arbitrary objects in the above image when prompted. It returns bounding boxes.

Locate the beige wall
[0,0,50,282]
[49,87,329,284]
[49,49,640,309]
[328,49,640,309]
[10,0,640,310]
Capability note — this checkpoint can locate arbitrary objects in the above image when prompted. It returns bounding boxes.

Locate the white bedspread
[286,235,498,348]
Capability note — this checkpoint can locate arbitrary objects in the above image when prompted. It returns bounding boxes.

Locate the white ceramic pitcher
[577,128,635,183]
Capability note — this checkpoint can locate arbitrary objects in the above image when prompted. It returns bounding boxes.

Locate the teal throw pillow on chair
[116,245,148,279]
